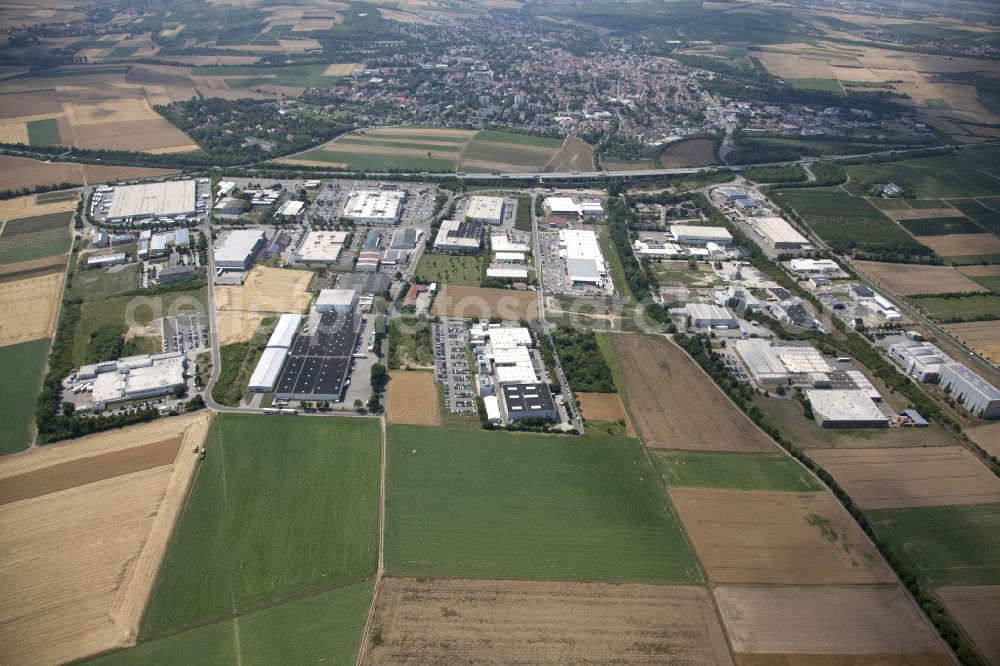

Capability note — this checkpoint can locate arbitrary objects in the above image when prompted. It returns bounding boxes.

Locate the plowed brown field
[856,261,984,295]
[577,392,635,436]
[936,586,1000,665]
[387,371,439,426]
[363,578,734,665]
[430,284,537,321]
[611,333,776,452]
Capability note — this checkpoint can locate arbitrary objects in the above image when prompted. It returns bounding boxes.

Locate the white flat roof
[806,389,889,423]
[734,339,788,381]
[316,289,358,309]
[495,251,526,262]
[487,267,529,279]
[344,189,404,221]
[672,225,733,242]
[214,229,266,264]
[749,216,809,246]
[491,235,530,253]
[488,326,532,348]
[685,302,737,322]
[277,200,305,216]
[465,195,504,222]
[297,230,348,262]
[776,346,831,374]
[267,313,302,349]
[496,365,538,384]
[249,347,288,390]
[107,180,196,219]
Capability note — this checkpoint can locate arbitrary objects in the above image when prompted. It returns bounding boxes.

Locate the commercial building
[92,231,132,248]
[501,382,557,422]
[806,389,890,428]
[87,253,128,268]
[248,347,288,393]
[733,339,789,384]
[266,313,303,349]
[486,267,529,279]
[315,289,358,314]
[685,303,739,329]
[558,229,607,286]
[276,199,305,218]
[774,346,830,375]
[671,225,733,245]
[158,265,196,284]
[89,353,186,410]
[390,227,418,249]
[483,395,502,423]
[544,197,605,219]
[747,216,809,249]
[295,230,348,264]
[106,180,197,221]
[491,234,530,253]
[464,195,505,225]
[275,312,363,401]
[343,189,404,224]
[495,251,526,264]
[889,340,949,382]
[214,229,266,270]
[790,258,839,274]
[214,197,245,216]
[434,219,483,253]
[938,363,1000,419]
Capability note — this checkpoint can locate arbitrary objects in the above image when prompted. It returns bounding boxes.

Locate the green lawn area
[385,425,702,582]
[95,580,373,665]
[773,189,916,248]
[141,414,381,637]
[899,216,985,236]
[925,98,950,109]
[0,211,72,266]
[26,118,61,145]
[652,451,821,492]
[413,252,482,286]
[952,200,1000,235]
[967,275,1000,294]
[844,149,1000,199]
[787,77,844,93]
[911,294,1000,320]
[595,331,627,403]
[68,264,139,301]
[868,197,911,211]
[471,129,565,149]
[293,148,457,173]
[598,235,630,298]
[0,338,50,455]
[867,503,1000,586]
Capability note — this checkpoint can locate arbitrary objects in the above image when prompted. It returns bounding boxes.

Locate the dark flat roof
[277,312,360,397]
[501,382,556,417]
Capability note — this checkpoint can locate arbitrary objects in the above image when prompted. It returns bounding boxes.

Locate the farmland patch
[900,215,984,236]
[773,190,915,248]
[0,339,50,454]
[215,265,312,313]
[855,260,985,295]
[459,129,563,173]
[0,272,64,346]
[936,586,1000,666]
[430,284,538,321]
[917,233,1000,257]
[669,488,893,584]
[911,293,1000,320]
[659,138,718,168]
[387,371,439,426]
[653,451,820,492]
[544,136,595,173]
[0,210,71,265]
[577,392,634,436]
[967,422,1000,459]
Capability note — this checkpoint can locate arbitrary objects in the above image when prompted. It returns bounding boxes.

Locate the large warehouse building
[343,189,404,224]
[90,353,186,410]
[464,196,505,225]
[544,197,605,219]
[671,224,733,245]
[214,229,266,270]
[275,312,363,401]
[247,313,303,393]
[888,340,949,382]
[106,180,197,221]
[685,303,739,329]
[501,382,558,422]
[558,229,607,286]
[316,289,359,313]
[434,219,483,253]
[733,339,789,384]
[295,230,348,264]
[938,363,1000,419]
[747,216,809,249]
[806,389,890,428]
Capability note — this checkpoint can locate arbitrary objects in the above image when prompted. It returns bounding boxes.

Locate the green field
[287,126,472,172]
[773,190,916,248]
[844,150,1000,199]
[34,190,79,203]
[413,252,482,287]
[899,216,985,236]
[869,197,911,211]
[911,294,1000,320]
[459,130,564,172]
[95,581,373,665]
[141,414,381,637]
[598,235,630,298]
[652,451,821,492]
[0,211,71,265]
[948,253,1000,266]
[26,118,61,146]
[0,338,50,455]
[787,77,844,93]
[385,425,702,582]
[867,503,1000,586]
[952,200,1000,235]
[292,148,458,173]
[68,264,139,301]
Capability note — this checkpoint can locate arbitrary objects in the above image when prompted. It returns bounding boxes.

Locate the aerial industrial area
[1,0,999,664]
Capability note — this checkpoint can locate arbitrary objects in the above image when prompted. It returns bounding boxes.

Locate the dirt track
[364,578,734,665]
[611,333,776,452]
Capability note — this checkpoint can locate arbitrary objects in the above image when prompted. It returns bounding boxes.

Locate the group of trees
[547,326,616,393]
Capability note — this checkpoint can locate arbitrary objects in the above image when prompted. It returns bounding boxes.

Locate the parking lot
[434,318,475,413]
[162,314,207,354]
[538,231,568,294]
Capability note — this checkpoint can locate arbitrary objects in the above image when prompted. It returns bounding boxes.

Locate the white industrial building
[391,228,418,249]
[248,347,288,393]
[487,267,529,279]
[483,395,502,423]
[558,229,607,286]
[685,303,739,329]
[939,363,1000,419]
[775,346,830,375]
[434,219,483,253]
[267,313,303,349]
[733,339,789,384]
[747,216,809,249]
[889,340,950,382]
[495,251,526,264]
[89,353,186,409]
[315,289,358,314]
[214,229,266,270]
[296,230,348,264]
[491,234,530,253]
[806,389,890,428]
[87,253,128,268]
[343,189,404,224]
[464,196,505,225]
[544,197,605,218]
[106,180,197,221]
[790,258,839,274]
[671,225,733,245]
[276,200,305,218]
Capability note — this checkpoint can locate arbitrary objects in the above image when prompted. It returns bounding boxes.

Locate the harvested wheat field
[936,586,1000,665]
[945,321,1000,362]
[959,265,1000,278]
[611,333,775,452]
[856,261,984,295]
[714,586,948,663]
[669,488,892,584]
[387,372,440,426]
[362,578,733,665]
[0,412,212,666]
[0,194,78,221]
[0,272,63,346]
[215,265,312,313]
[967,422,1000,459]
[577,392,635,436]
[917,233,1000,257]
[809,446,1000,510]
[323,63,363,76]
[216,310,264,345]
[431,284,537,321]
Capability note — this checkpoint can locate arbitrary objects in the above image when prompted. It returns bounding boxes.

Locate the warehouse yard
[714,586,949,663]
[610,333,776,452]
[362,578,733,665]
[215,266,312,314]
[855,260,986,295]
[0,272,64,346]
[669,488,893,584]
[430,284,538,321]
[808,447,1000,510]
[0,413,212,666]
[387,371,439,426]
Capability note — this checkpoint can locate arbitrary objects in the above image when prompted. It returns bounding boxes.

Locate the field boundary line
[540,136,569,172]
[355,416,387,666]
[455,130,478,171]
